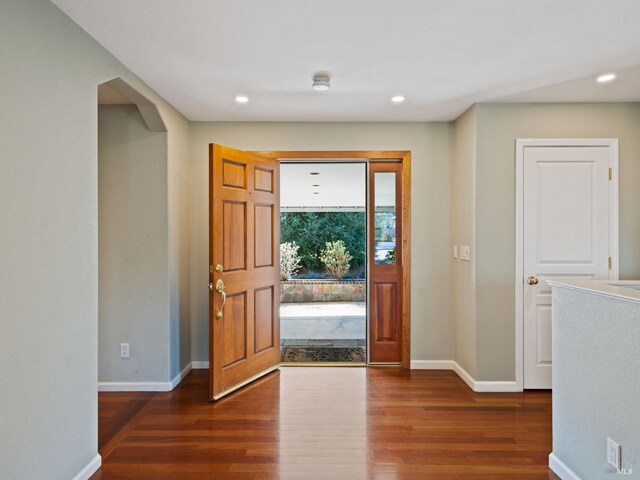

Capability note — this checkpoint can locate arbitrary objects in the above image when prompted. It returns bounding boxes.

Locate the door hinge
[609,168,613,180]
[609,257,613,269]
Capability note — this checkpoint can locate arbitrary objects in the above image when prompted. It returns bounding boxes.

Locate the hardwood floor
[93,368,559,479]
[98,391,157,455]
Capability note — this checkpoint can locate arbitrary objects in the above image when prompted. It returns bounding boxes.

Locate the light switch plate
[459,245,470,261]
[453,244,458,259]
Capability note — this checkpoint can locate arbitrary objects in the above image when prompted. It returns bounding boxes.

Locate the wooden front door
[368,162,403,363]
[209,144,280,400]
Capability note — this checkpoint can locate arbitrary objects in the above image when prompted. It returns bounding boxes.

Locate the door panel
[254,204,274,267]
[254,286,275,353]
[523,146,611,389]
[222,201,246,271]
[373,283,398,342]
[210,144,280,400]
[222,292,247,367]
[369,163,403,363]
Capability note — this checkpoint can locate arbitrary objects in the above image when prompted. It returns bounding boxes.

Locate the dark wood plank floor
[93,368,559,479]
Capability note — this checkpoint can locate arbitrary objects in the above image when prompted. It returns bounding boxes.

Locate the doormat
[281,346,366,363]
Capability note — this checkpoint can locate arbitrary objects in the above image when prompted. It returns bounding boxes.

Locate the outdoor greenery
[280,212,366,272]
[279,241,302,280]
[319,240,353,280]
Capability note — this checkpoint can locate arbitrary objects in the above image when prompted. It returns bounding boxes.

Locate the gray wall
[98,105,170,382]
[474,103,640,381]
[450,103,640,382]
[167,100,192,379]
[189,122,454,363]
[0,0,191,478]
[552,287,640,478]
[451,107,477,377]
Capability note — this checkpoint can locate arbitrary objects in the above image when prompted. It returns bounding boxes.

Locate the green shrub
[319,240,352,280]
[280,212,365,271]
[279,242,302,280]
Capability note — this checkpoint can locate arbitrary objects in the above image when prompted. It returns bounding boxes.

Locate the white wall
[0,1,190,478]
[551,286,640,478]
[189,122,454,363]
[98,105,170,382]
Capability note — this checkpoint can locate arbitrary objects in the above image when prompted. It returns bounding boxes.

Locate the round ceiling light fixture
[235,95,249,103]
[310,172,320,175]
[391,95,406,103]
[596,73,616,83]
[312,74,331,92]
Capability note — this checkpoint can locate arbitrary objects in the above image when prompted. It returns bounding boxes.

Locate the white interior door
[523,144,615,389]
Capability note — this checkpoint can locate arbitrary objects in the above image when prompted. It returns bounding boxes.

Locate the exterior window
[374,172,396,264]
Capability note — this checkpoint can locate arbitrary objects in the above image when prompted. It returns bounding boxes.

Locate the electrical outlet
[453,244,458,259]
[607,437,621,470]
[120,343,130,358]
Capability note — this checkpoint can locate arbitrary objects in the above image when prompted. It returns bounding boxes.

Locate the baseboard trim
[191,361,210,369]
[72,454,101,480]
[170,362,193,390]
[98,362,193,392]
[451,361,477,390]
[411,359,522,393]
[410,360,455,370]
[549,452,581,480]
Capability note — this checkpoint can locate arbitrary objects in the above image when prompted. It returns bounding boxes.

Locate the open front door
[209,144,280,400]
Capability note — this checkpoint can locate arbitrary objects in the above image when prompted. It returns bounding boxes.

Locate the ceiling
[53,0,640,121]
[280,163,366,210]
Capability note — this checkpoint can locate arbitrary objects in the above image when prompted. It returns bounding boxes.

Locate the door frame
[259,150,412,368]
[514,138,619,390]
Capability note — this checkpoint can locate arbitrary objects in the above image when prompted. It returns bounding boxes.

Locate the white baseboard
[170,362,193,389]
[549,452,581,480]
[411,359,521,393]
[98,362,193,392]
[451,361,477,390]
[410,360,455,370]
[98,381,173,392]
[72,454,101,480]
[191,361,209,369]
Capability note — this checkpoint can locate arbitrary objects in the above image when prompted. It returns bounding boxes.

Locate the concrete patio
[280,302,366,343]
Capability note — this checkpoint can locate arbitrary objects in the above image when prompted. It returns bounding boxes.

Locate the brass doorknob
[215,279,226,319]
[527,276,539,285]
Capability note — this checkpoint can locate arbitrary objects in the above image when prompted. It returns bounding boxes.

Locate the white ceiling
[280,163,366,209]
[53,0,640,121]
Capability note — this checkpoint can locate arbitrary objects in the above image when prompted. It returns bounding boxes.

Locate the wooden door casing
[368,162,403,364]
[209,145,280,400]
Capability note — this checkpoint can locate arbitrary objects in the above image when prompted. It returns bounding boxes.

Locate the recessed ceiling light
[313,192,320,195]
[312,74,330,92]
[235,95,249,103]
[597,73,616,83]
[312,184,320,187]
[391,95,406,103]
[310,172,320,175]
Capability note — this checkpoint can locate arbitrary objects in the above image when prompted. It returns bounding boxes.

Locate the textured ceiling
[53,0,640,121]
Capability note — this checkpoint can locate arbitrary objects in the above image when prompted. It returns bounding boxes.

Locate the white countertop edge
[547,280,640,305]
